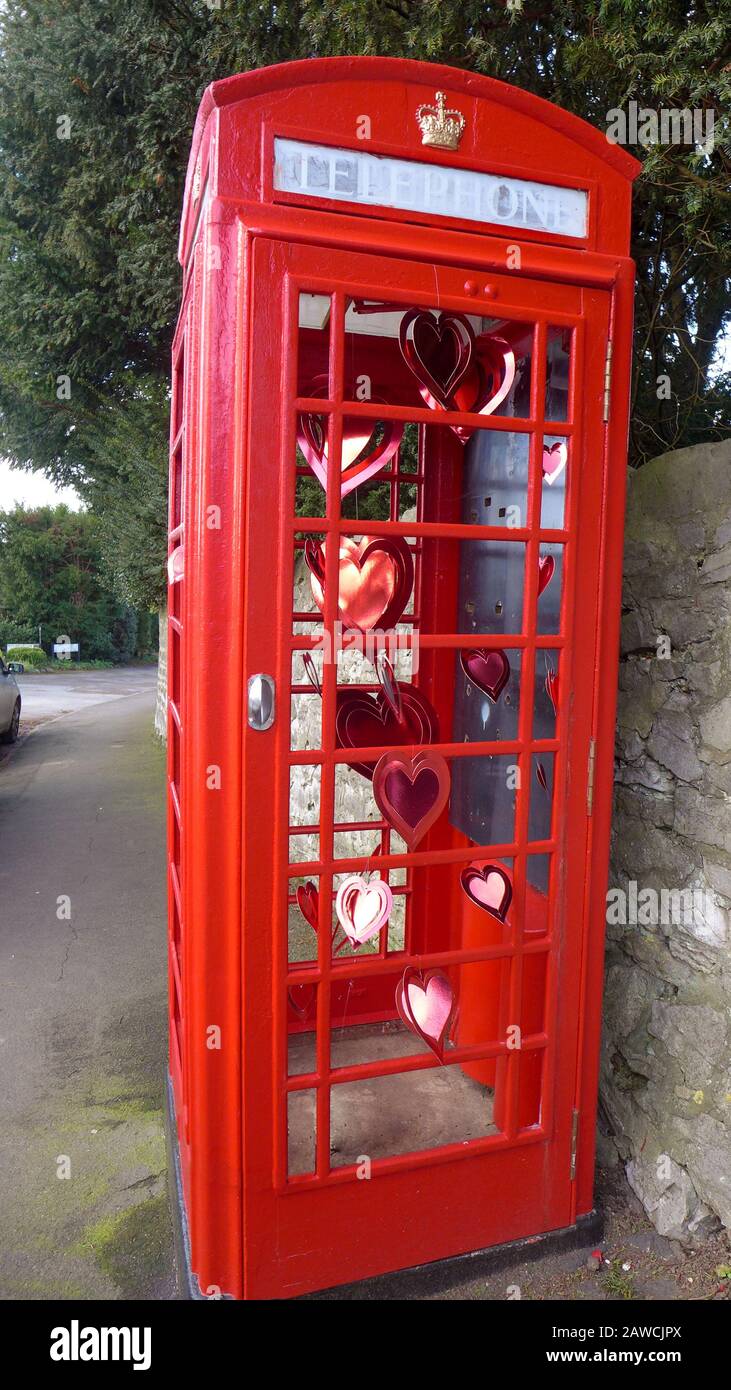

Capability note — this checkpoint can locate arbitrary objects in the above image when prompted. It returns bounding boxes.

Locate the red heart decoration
[538,553,556,596]
[395,967,456,1062]
[536,760,549,792]
[297,378,404,499]
[372,750,451,850]
[336,683,440,780]
[542,441,567,486]
[295,881,319,933]
[460,861,513,922]
[460,648,510,703]
[545,667,559,714]
[399,309,516,443]
[400,310,474,408]
[305,535,414,633]
[288,983,316,1021]
[335,875,393,947]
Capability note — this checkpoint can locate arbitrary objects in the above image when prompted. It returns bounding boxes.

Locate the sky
[0,460,83,511]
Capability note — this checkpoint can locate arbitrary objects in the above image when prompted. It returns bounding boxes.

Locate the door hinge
[570,1108,580,1181]
[602,339,613,422]
[586,736,596,816]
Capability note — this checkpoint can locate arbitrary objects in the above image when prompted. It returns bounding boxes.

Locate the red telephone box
[167,57,639,1299]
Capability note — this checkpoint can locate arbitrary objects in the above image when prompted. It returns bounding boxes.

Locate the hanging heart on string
[545,666,559,714]
[460,861,513,923]
[295,881,319,933]
[542,441,567,486]
[447,335,517,442]
[288,983,316,1021]
[395,967,456,1062]
[399,309,515,443]
[460,648,510,703]
[399,310,474,408]
[372,749,451,850]
[335,657,440,780]
[335,875,393,947]
[297,378,404,499]
[305,534,414,632]
[538,553,556,596]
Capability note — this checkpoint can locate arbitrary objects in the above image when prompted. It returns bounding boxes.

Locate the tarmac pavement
[0,673,174,1299]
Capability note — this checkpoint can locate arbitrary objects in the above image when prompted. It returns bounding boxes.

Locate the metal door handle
[247,674,275,730]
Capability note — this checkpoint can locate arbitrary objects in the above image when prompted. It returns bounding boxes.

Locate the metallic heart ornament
[542,440,567,486]
[460,861,513,922]
[305,535,414,633]
[545,666,559,714]
[460,648,510,703]
[372,750,451,850]
[297,378,404,499]
[399,309,516,442]
[335,875,393,947]
[295,881,319,933]
[400,310,474,408]
[288,983,316,1021]
[336,658,440,779]
[538,553,556,596]
[395,967,456,1062]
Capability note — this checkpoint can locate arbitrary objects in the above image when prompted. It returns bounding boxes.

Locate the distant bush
[5,645,46,667]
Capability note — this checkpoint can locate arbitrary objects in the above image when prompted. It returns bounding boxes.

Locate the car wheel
[0,700,20,744]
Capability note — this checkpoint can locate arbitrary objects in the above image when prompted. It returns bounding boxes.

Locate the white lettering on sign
[273,138,588,239]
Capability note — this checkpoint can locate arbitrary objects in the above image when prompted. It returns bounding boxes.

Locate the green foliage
[5,644,46,666]
[0,505,141,660]
[0,0,728,605]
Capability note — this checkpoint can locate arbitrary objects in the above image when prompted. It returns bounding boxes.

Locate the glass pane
[298,291,330,398]
[536,544,563,636]
[462,429,531,530]
[529,752,555,844]
[450,753,518,846]
[540,434,568,529]
[288,1089,316,1176]
[545,325,572,423]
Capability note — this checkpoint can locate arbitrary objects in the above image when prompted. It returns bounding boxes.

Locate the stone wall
[601,439,731,1240]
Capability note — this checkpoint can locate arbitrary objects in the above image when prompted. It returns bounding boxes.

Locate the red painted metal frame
[168,57,639,1300]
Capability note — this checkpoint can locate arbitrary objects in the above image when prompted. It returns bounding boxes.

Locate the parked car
[0,657,21,743]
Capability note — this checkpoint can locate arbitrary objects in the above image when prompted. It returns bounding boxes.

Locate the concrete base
[167,1067,602,1301]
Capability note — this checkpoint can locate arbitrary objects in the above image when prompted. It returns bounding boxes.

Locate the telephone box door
[241,235,610,1298]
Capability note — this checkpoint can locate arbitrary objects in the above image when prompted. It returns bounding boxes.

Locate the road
[0,669,175,1299]
[15,666,158,721]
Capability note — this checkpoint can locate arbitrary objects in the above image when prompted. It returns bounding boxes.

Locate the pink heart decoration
[545,667,559,714]
[538,553,556,596]
[542,441,567,486]
[305,535,414,633]
[460,648,510,703]
[295,881,319,933]
[460,861,513,923]
[335,875,393,947]
[297,378,403,499]
[372,750,451,850]
[395,967,456,1062]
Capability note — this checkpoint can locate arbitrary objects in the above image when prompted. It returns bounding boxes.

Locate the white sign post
[53,634,79,661]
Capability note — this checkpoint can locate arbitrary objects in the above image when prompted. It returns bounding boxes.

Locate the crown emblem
[416,91,466,151]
